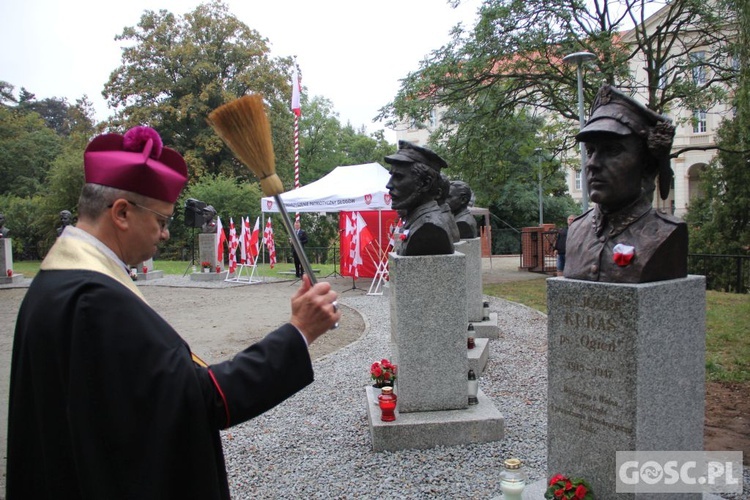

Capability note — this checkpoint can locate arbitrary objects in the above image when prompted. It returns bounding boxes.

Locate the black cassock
[8,269,313,499]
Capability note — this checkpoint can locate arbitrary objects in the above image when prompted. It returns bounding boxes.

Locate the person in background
[291,220,309,278]
[7,126,340,499]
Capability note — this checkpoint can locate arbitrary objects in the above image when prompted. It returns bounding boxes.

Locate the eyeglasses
[109,200,174,230]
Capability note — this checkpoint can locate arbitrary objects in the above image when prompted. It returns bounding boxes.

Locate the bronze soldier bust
[0,213,9,238]
[56,210,73,237]
[436,173,460,243]
[201,205,218,234]
[447,180,478,239]
[385,141,454,256]
[564,85,687,283]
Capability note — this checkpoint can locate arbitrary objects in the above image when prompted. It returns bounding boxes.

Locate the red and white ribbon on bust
[613,243,635,266]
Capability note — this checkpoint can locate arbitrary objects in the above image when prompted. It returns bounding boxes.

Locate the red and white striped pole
[291,65,302,223]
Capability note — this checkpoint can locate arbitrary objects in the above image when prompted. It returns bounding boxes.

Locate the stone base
[0,273,23,285]
[190,271,229,282]
[135,270,163,281]
[365,386,504,452]
[520,480,724,500]
[468,337,489,376]
[471,312,499,339]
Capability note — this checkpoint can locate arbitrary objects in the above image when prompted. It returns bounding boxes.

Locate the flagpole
[292,64,301,224]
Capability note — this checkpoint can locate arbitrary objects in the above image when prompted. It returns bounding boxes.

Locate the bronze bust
[447,180,478,239]
[436,173,460,243]
[201,205,218,234]
[385,141,454,256]
[564,85,687,283]
[56,210,72,237]
[0,213,9,238]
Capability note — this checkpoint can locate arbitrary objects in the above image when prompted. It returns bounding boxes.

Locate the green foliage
[686,0,750,256]
[0,194,48,259]
[0,106,62,197]
[102,0,297,184]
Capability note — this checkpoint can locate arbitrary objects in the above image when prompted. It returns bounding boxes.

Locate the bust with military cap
[447,180,478,239]
[385,141,454,256]
[564,84,687,283]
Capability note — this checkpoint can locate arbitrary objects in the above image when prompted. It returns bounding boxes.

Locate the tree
[0,106,62,197]
[379,0,737,159]
[685,0,750,255]
[103,0,296,183]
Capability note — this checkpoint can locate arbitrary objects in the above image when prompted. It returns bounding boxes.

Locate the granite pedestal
[0,238,23,284]
[367,251,504,451]
[365,386,503,452]
[461,238,484,322]
[467,337,489,376]
[470,312,500,339]
[389,251,468,412]
[545,276,706,499]
[133,258,163,281]
[191,233,223,281]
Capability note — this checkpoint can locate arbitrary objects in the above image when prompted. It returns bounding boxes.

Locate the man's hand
[289,275,341,345]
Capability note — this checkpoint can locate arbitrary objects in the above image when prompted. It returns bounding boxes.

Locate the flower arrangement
[545,474,594,500]
[370,358,397,387]
[201,261,211,270]
[6,269,12,277]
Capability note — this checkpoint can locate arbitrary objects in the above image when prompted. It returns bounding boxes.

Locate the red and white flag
[348,212,375,278]
[248,216,260,261]
[291,66,301,117]
[216,216,227,271]
[240,217,248,264]
[228,218,239,273]
[262,217,276,268]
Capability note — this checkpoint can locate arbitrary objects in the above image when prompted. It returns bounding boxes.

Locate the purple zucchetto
[84,126,188,203]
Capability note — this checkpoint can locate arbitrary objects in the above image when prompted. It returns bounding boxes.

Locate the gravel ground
[219,290,749,500]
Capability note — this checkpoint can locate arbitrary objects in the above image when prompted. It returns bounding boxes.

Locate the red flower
[548,474,565,486]
[554,489,564,498]
[370,358,397,385]
[574,484,588,499]
[564,480,573,491]
[6,269,12,277]
[399,233,407,241]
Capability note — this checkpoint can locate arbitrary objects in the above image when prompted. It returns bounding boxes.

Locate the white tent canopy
[261,163,392,213]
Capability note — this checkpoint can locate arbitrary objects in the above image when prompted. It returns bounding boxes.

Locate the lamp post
[562,51,597,212]
[534,147,543,226]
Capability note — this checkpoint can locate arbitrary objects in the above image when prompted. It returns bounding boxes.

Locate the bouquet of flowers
[545,474,594,500]
[201,261,211,270]
[370,358,397,387]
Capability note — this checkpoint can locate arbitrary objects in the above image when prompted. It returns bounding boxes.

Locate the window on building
[690,51,706,85]
[429,109,439,128]
[575,170,581,191]
[692,109,707,133]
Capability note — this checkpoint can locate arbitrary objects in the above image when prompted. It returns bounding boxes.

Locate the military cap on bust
[576,85,676,199]
[84,126,188,204]
[384,140,448,171]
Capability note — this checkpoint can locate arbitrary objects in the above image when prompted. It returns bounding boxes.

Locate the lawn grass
[12,260,749,382]
[10,260,338,280]
[484,278,750,383]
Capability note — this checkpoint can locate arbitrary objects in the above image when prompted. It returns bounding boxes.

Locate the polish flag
[228,218,239,273]
[248,217,260,260]
[291,66,301,117]
[240,217,248,264]
[348,212,375,278]
[262,217,276,268]
[216,216,227,271]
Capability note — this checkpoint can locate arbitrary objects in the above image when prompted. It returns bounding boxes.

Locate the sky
[1,0,482,143]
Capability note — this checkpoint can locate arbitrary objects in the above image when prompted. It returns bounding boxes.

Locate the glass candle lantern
[467,336,476,349]
[483,301,490,321]
[378,386,397,422]
[499,458,526,500]
[467,369,479,405]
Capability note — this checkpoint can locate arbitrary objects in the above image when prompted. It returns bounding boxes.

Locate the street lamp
[535,148,543,226]
[563,51,597,212]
